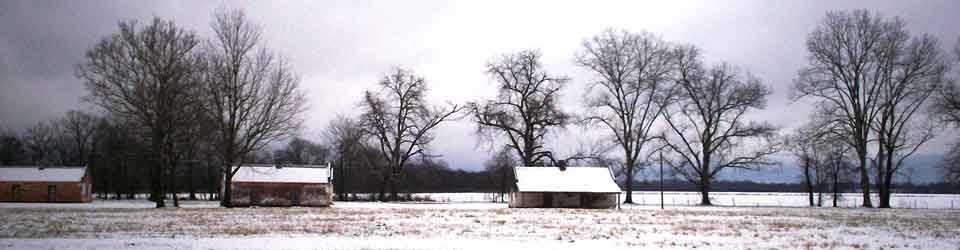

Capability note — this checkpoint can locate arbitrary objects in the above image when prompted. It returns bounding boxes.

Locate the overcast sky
[1,1,958,182]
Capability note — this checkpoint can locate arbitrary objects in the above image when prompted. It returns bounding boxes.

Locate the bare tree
[824,137,854,207]
[274,137,329,165]
[202,9,307,207]
[58,110,99,165]
[77,17,202,207]
[804,105,856,207]
[786,121,830,207]
[0,128,25,165]
[484,147,515,203]
[944,143,960,184]
[360,67,462,201]
[935,37,960,184]
[576,29,674,204]
[470,50,571,167]
[325,115,365,200]
[22,121,61,165]
[661,45,779,206]
[793,10,903,207]
[869,29,948,208]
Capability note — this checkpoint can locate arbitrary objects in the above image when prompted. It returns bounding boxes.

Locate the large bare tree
[793,10,897,207]
[870,28,947,208]
[935,37,960,184]
[797,10,950,208]
[661,45,779,206]
[360,67,462,201]
[470,50,571,167]
[78,17,202,207]
[202,9,307,207]
[576,29,674,204]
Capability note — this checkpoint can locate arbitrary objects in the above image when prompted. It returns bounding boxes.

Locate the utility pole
[660,151,664,210]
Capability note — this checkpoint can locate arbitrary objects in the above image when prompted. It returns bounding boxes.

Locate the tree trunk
[389,172,399,201]
[880,168,894,208]
[700,185,711,206]
[151,159,165,208]
[188,165,197,200]
[378,173,388,201]
[878,148,895,208]
[624,159,635,204]
[220,168,233,208]
[816,168,823,207]
[342,160,349,201]
[114,162,123,200]
[699,178,712,206]
[832,166,839,208]
[857,147,873,208]
[803,159,814,207]
[500,166,507,203]
[170,166,179,208]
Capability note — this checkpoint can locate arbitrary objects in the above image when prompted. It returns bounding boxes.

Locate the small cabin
[0,166,93,203]
[509,166,620,209]
[229,164,333,207]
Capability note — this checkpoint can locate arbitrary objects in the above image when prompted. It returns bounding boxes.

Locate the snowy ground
[621,192,960,209]
[1,198,959,249]
[376,192,960,209]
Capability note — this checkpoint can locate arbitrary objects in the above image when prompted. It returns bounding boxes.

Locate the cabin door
[290,189,301,206]
[542,193,554,208]
[47,185,56,202]
[11,184,22,202]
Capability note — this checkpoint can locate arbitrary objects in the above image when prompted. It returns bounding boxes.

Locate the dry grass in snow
[0,202,958,249]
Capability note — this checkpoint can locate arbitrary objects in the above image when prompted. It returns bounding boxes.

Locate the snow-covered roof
[513,166,621,193]
[0,167,87,182]
[232,165,331,184]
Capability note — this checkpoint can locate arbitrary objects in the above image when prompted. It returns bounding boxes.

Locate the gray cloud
[1,1,958,182]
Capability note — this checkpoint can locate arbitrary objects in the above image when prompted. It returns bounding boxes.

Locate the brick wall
[0,180,92,203]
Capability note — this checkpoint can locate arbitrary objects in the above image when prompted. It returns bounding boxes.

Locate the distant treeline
[628,180,960,194]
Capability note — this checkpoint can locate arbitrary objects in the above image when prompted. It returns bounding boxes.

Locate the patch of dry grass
[1,205,958,249]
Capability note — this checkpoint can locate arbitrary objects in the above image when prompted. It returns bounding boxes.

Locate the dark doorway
[543,193,554,208]
[47,185,56,202]
[12,184,22,202]
[290,189,301,206]
[250,187,262,205]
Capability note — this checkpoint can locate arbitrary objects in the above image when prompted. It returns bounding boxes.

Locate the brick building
[509,166,621,209]
[0,166,93,203]
[229,164,333,207]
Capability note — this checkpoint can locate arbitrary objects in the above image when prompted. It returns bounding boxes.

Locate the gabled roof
[0,166,87,182]
[232,164,331,184]
[513,166,621,193]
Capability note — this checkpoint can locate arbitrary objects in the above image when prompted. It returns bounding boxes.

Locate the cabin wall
[0,181,92,203]
[230,182,332,207]
[509,192,616,209]
[582,193,617,209]
[509,192,542,208]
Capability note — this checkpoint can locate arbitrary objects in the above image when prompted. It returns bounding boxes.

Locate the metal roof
[513,166,622,193]
[232,165,331,184]
[0,166,87,182]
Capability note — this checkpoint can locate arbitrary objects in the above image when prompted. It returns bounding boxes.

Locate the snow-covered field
[621,192,960,209]
[356,191,960,209]
[1,193,959,250]
[6,191,952,209]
